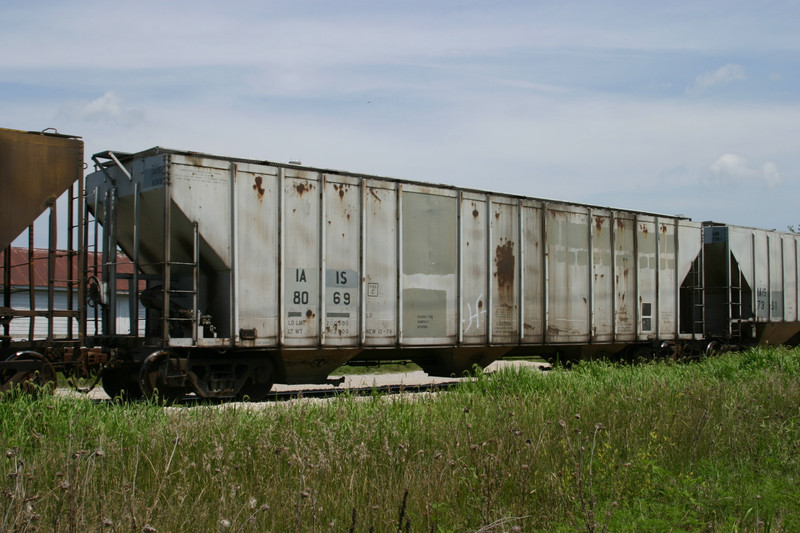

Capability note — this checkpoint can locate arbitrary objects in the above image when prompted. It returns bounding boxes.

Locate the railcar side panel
[657,220,677,337]
[754,232,770,321]
[590,210,614,343]
[490,195,520,343]
[768,233,784,321]
[170,156,233,270]
[234,163,279,345]
[400,187,458,345]
[460,191,489,344]
[322,174,361,346]
[363,180,398,345]
[781,235,795,322]
[521,201,545,343]
[283,170,321,345]
[636,216,657,341]
[545,203,591,344]
[613,214,636,341]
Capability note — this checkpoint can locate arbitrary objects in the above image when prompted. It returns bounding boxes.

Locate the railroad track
[264,379,463,402]
[60,360,549,404]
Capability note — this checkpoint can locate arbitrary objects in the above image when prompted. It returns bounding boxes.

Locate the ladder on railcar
[160,222,200,345]
[691,254,705,336]
[728,254,744,341]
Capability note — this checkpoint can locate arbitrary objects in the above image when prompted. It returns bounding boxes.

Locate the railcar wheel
[139,351,186,403]
[102,367,144,401]
[0,351,57,395]
[236,361,275,402]
[705,341,721,357]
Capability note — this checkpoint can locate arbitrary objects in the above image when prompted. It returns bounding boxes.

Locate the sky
[3,0,799,246]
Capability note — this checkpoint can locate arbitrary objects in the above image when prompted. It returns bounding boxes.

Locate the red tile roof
[0,247,140,291]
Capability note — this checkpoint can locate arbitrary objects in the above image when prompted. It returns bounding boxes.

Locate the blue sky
[3,0,799,242]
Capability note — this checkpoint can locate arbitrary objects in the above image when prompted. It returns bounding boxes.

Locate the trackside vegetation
[2,347,799,532]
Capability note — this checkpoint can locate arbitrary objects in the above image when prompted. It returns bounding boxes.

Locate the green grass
[2,346,799,532]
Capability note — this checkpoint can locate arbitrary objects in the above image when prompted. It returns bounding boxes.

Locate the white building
[1,247,144,342]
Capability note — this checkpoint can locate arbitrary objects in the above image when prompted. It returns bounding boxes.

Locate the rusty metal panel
[783,235,797,322]
[768,233,784,321]
[636,216,657,340]
[322,174,360,346]
[0,128,83,250]
[613,214,636,341]
[400,187,458,344]
[283,170,321,345]
[234,162,279,345]
[521,200,544,343]
[754,232,770,321]
[490,195,519,342]
[170,155,233,269]
[657,220,677,336]
[545,204,590,344]
[460,191,489,344]
[591,210,614,342]
[363,179,397,345]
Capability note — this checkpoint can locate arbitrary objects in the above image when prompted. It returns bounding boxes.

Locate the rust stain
[546,325,563,336]
[306,309,315,319]
[339,189,345,199]
[370,189,381,202]
[495,241,515,289]
[595,215,604,233]
[252,176,265,199]
[472,209,479,218]
[640,224,649,235]
[616,219,626,230]
[660,223,668,234]
[495,212,500,220]
[478,299,483,309]
[295,182,312,195]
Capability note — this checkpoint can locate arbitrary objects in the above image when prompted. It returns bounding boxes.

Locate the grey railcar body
[703,223,800,347]
[85,148,713,398]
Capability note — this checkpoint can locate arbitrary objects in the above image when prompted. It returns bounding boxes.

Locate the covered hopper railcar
[83,147,710,400]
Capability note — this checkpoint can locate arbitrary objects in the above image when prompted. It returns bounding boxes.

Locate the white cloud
[686,64,745,96]
[709,153,782,188]
[59,92,144,126]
